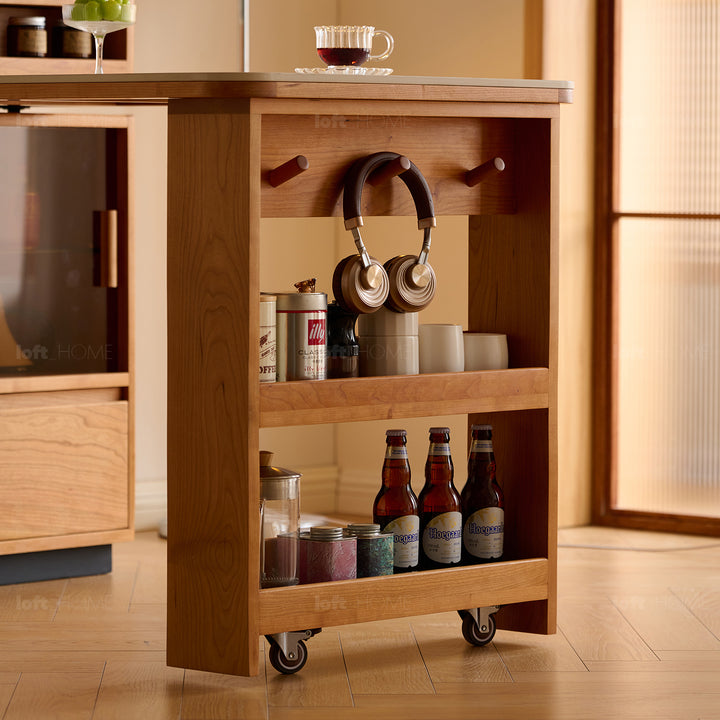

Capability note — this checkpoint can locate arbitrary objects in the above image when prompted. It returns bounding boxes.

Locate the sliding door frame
[592,0,720,537]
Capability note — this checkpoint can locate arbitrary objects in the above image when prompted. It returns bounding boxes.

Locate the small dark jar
[52,22,92,59]
[7,17,48,58]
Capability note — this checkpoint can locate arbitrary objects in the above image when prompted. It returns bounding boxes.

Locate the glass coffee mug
[314,25,394,68]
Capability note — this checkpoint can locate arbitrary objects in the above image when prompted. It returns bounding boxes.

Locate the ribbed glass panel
[616,219,720,516]
[613,1,720,518]
[618,0,719,215]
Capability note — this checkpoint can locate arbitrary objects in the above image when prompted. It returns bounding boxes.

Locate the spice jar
[346,523,394,577]
[298,526,356,583]
[7,17,48,58]
[51,22,92,58]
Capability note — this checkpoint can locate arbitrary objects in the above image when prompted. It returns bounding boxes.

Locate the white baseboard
[135,465,341,532]
[297,464,340,515]
[336,468,378,519]
[134,477,167,532]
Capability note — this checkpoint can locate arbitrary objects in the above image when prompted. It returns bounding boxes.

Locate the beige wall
[542,0,595,526]
[130,0,241,528]
[130,0,594,528]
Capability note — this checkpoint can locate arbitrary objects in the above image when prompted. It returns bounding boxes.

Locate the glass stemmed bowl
[62,3,136,74]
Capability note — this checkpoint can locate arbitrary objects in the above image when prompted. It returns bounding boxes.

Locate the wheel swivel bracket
[461,605,500,634]
[266,628,321,661]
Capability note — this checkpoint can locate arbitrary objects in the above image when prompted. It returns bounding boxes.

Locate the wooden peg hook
[465,157,506,187]
[268,155,309,187]
[367,155,411,186]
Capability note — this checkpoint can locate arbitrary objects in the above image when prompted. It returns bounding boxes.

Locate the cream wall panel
[542,0,595,527]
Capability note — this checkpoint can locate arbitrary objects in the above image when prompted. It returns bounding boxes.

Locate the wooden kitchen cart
[0,73,571,676]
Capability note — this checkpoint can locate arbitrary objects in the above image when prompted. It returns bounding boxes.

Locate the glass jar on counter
[7,17,48,58]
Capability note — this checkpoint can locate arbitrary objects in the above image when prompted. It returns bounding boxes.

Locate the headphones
[332,151,437,314]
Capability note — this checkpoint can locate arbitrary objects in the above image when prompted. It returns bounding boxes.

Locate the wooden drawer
[0,399,129,544]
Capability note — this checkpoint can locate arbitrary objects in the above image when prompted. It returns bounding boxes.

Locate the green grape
[119,3,133,21]
[102,0,122,20]
[71,3,87,19]
[85,0,101,21]
[74,0,90,5]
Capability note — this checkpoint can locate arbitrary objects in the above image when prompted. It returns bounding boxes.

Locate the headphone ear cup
[333,254,390,314]
[384,254,437,313]
[332,255,355,312]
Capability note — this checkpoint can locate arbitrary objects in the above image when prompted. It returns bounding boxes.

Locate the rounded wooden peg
[465,156,506,187]
[268,155,309,187]
[367,155,411,186]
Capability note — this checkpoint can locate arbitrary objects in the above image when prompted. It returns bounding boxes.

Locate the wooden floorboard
[0,528,718,719]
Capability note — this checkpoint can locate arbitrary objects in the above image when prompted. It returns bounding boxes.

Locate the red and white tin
[275,293,327,381]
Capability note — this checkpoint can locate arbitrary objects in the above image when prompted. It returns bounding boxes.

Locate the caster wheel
[268,639,308,674]
[460,612,496,647]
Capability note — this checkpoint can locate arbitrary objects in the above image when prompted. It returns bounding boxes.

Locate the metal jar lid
[275,292,327,312]
[9,16,46,26]
[346,523,381,537]
[259,451,300,501]
[309,526,344,541]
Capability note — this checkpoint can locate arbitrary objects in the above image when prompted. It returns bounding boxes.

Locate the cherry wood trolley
[0,73,571,676]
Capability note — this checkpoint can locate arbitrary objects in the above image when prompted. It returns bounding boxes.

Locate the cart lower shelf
[258,557,548,635]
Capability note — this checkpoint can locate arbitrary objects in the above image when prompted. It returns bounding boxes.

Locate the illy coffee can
[276,293,327,381]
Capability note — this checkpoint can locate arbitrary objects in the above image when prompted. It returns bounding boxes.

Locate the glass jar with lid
[7,17,48,58]
[260,451,301,588]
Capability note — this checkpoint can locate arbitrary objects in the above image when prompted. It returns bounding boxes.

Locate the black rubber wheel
[268,639,308,674]
[460,612,496,647]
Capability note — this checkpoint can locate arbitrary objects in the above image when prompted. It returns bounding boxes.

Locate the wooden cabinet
[0,72,568,673]
[0,112,134,559]
[0,0,133,74]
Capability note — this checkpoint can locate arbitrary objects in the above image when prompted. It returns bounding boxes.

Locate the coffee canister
[346,523,394,577]
[259,294,276,383]
[298,526,356,584]
[276,292,327,381]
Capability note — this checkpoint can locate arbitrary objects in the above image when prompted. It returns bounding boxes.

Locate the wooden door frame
[592,0,720,537]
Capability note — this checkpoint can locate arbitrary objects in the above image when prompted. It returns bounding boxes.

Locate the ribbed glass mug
[314,25,394,68]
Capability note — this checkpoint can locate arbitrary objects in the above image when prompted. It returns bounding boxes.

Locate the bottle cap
[386,429,407,437]
[471,424,493,432]
[428,426,450,434]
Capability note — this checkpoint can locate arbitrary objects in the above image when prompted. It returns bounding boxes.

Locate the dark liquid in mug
[318,47,370,66]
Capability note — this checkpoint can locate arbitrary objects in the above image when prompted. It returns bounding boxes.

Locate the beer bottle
[418,427,462,570]
[461,424,505,563]
[373,429,419,573]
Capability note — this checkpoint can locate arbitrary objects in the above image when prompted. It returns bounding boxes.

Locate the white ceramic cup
[359,335,419,376]
[463,332,509,370]
[418,324,464,373]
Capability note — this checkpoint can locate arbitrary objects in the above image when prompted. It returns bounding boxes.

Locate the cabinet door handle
[93,210,118,288]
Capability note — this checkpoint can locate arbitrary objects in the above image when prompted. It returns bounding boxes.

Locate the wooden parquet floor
[1,528,719,719]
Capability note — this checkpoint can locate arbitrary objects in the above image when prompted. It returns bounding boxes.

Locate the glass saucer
[294,67,393,76]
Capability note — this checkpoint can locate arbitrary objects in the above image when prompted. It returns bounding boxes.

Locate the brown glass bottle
[418,427,462,570]
[373,429,419,573]
[461,424,505,563]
